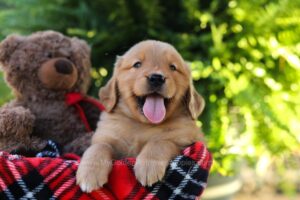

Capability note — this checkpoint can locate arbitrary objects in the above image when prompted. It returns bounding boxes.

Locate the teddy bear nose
[54,59,74,75]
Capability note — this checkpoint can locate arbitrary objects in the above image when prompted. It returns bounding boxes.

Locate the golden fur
[76,40,205,192]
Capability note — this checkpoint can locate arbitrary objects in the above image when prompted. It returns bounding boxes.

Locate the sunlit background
[0,0,299,199]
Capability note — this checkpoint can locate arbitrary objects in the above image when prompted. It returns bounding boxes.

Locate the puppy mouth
[136,93,170,124]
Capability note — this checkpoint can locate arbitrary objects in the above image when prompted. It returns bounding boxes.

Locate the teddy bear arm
[0,104,35,139]
[63,132,93,156]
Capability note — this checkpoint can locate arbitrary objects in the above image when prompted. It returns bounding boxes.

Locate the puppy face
[100,40,204,124]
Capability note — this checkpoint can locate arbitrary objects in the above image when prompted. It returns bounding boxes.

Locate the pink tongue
[143,95,166,124]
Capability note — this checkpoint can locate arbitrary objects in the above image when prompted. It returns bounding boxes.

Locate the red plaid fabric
[0,142,212,200]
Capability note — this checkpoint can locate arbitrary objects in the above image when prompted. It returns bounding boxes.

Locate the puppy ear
[99,78,118,112]
[0,35,23,65]
[186,80,205,120]
[99,57,122,112]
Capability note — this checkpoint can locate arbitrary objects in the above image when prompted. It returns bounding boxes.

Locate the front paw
[76,159,112,193]
[134,157,168,186]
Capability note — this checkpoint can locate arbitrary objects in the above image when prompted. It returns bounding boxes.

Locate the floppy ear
[98,57,122,112]
[99,78,118,112]
[0,35,23,66]
[186,80,205,120]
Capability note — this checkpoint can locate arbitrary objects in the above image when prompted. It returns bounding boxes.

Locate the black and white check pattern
[36,140,60,158]
[148,155,209,200]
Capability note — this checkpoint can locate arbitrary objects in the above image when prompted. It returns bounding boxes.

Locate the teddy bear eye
[133,61,142,68]
[170,64,177,71]
[46,52,53,58]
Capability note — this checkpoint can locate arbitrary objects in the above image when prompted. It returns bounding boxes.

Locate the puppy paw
[134,157,167,186]
[76,160,112,193]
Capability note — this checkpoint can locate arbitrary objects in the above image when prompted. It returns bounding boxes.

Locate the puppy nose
[55,59,74,75]
[148,73,165,88]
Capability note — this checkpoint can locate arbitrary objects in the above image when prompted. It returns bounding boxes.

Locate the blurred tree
[0,72,12,105]
[0,0,299,192]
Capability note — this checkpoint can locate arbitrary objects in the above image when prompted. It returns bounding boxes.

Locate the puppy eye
[170,64,177,71]
[133,61,142,68]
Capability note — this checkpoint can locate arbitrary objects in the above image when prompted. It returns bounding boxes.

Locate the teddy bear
[0,31,104,156]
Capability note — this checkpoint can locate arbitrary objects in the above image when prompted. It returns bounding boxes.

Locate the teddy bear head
[0,31,91,100]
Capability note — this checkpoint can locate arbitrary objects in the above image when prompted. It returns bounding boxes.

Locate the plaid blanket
[0,141,212,200]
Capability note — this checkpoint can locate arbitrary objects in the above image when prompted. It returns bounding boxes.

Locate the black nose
[148,73,165,88]
[55,59,73,75]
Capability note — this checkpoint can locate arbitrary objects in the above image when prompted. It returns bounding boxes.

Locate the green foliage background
[0,0,299,189]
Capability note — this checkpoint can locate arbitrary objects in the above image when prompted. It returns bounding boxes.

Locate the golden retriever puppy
[76,40,205,192]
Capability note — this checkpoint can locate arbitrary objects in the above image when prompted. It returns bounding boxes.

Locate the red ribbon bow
[65,92,105,132]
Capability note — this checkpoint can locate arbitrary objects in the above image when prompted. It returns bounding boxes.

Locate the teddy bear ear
[70,37,92,93]
[0,34,23,66]
[71,37,91,57]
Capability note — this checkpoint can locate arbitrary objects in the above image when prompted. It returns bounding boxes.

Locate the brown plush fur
[0,31,101,155]
[77,40,205,192]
